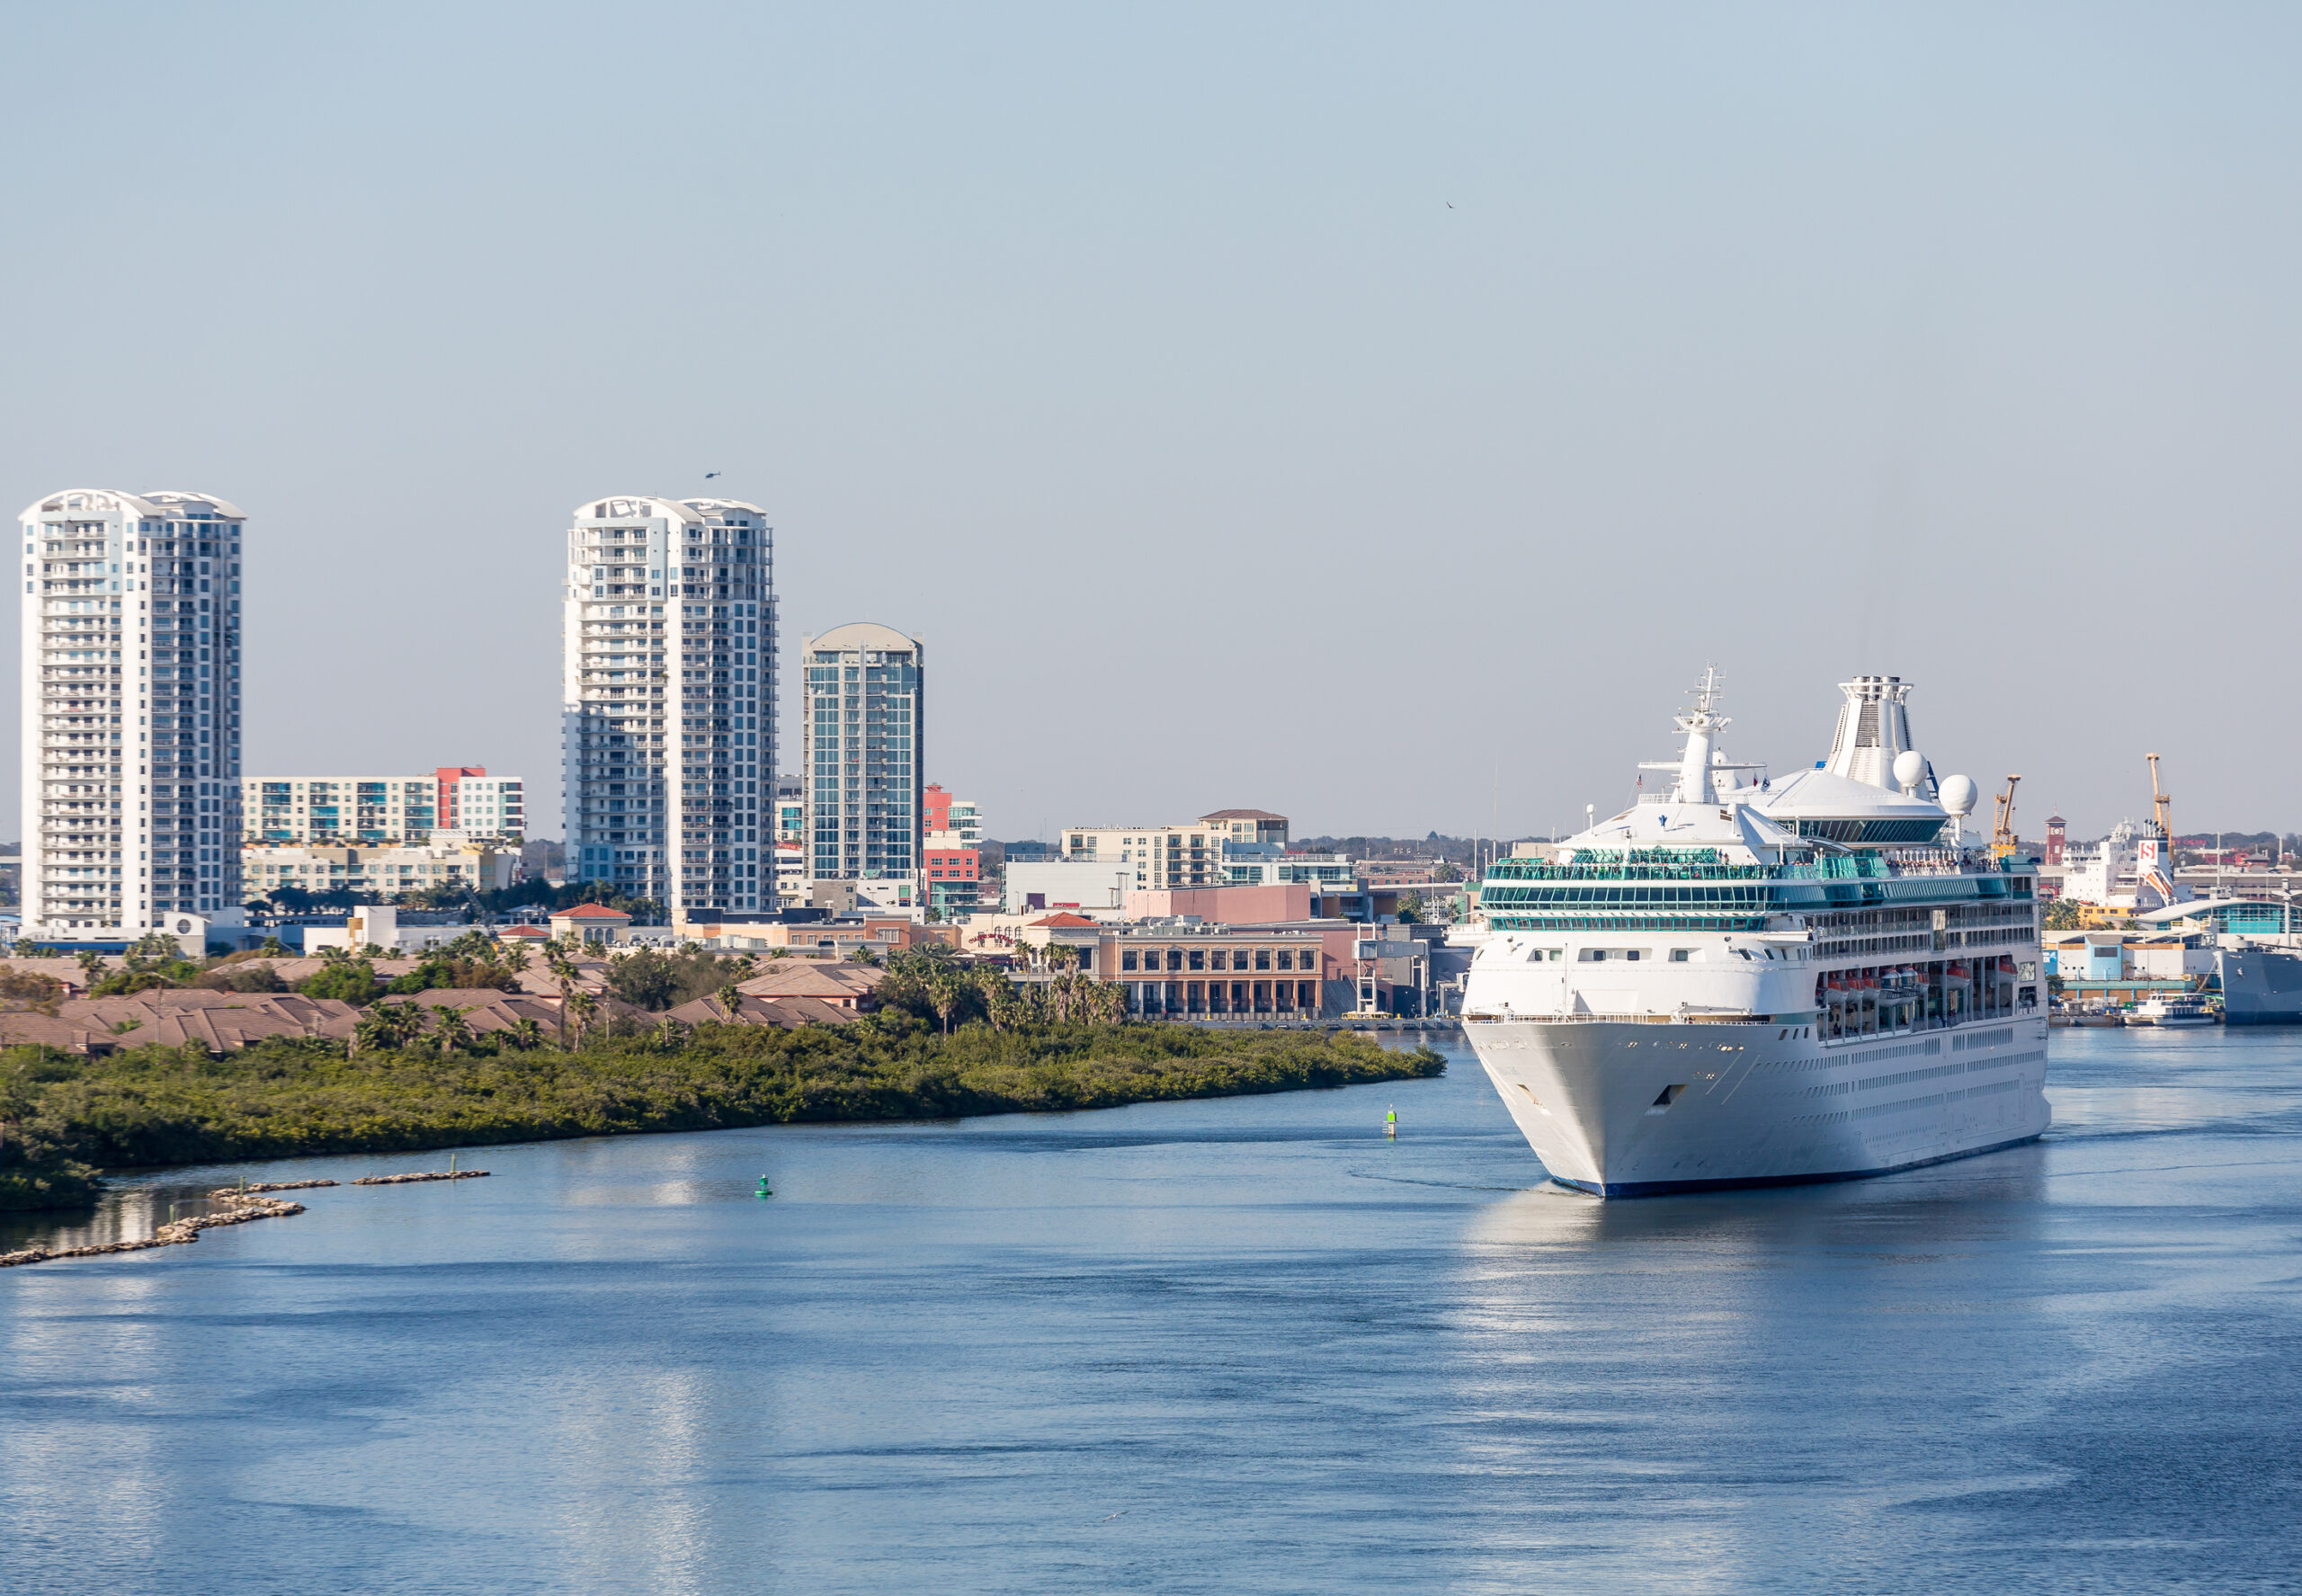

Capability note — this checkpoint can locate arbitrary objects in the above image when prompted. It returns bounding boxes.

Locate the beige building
[1062,809,1289,892]
[303,905,474,958]
[245,840,516,901]
[1096,923,1326,1019]
[245,771,524,845]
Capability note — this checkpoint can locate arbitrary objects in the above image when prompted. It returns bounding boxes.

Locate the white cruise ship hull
[1465,1016,2050,1196]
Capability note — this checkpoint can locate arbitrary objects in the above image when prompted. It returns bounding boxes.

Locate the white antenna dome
[1940,774,1978,816]
[1892,750,1926,793]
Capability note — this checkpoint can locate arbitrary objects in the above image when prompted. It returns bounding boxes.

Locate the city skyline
[5,10,2300,843]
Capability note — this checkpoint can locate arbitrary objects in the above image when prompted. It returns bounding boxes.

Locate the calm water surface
[4,1029,2298,1594]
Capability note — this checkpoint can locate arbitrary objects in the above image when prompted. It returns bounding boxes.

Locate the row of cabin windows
[1120,947,1307,972]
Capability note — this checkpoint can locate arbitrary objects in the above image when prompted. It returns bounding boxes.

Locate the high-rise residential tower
[562,495,774,917]
[800,623,923,884]
[18,487,245,941]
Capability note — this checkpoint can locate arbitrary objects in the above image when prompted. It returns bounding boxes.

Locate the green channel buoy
[756,1174,773,1199]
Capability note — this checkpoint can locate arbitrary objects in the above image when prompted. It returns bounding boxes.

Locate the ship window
[1670,949,1692,962]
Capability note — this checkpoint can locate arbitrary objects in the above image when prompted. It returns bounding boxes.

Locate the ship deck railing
[1489,847,2021,886]
[1464,1003,2040,1030]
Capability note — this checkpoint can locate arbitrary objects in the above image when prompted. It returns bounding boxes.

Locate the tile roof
[376,989,572,1034]
[736,963,879,1003]
[665,993,859,1029]
[59,991,361,1051]
[0,1011,101,1053]
[552,904,631,919]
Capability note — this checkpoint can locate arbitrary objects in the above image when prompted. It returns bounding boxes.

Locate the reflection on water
[2,1027,2298,1593]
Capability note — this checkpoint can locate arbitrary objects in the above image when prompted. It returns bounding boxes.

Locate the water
[4,1028,2298,1594]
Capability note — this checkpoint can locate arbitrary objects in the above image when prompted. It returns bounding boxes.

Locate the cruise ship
[1463,673,2050,1196]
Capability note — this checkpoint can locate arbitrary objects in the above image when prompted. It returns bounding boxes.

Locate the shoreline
[3,1023,1446,1207]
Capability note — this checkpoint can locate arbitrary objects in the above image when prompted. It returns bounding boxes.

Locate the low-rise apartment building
[1063,809,1289,891]
[923,843,980,918]
[923,785,982,846]
[246,767,524,844]
[1220,842,1353,887]
[245,840,517,901]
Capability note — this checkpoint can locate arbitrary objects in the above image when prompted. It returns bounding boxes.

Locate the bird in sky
[704,471,720,478]
[1446,201,1454,209]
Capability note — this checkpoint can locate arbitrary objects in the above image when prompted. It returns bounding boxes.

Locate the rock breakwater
[4,1168,495,1270]
[1,1194,306,1269]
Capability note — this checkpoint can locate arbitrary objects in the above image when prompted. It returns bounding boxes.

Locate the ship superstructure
[1464,673,2049,1195]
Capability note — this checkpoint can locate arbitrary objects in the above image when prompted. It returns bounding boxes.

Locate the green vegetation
[875,948,1127,1030]
[600,946,746,1012]
[251,878,664,922]
[2041,897,2088,932]
[0,1058,104,1210]
[0,1023,1443,1184]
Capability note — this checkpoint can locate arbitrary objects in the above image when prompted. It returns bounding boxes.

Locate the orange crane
[1991,775,2021,860]
[2146,753,2172,845]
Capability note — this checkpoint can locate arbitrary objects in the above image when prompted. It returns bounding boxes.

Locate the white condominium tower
[18,488,245,941]
[800,623,923,883]
[562,495,774,916]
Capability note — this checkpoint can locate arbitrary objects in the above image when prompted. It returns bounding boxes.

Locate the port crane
[2146,752,2173,845]
[2142,752,2181,904]
[1990,775,2021,860]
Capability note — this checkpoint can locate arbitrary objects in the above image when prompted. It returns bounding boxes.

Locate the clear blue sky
[4,4,2297,843]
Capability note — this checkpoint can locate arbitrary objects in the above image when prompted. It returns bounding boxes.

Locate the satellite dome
[1891,750,1926,792]
[1940,774,1978,816]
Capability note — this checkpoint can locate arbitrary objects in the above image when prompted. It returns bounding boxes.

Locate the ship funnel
[1825,675,1922,791]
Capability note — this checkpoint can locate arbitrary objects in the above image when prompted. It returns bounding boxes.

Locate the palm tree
[545,952,577,1047]
[258,936,288,957]
[715,983,743,1021]
[432,1005,474,1057]
[927,973,963,1035]
[75,950,103,985]
[567,990,599,1048]
[506,1016,545,1052]
[352,1009,397,1056]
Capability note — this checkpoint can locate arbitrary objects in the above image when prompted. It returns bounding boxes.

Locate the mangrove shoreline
[2,1020,1444,1206]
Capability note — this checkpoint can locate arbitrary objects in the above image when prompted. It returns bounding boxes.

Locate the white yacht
[1464,673,2049,1196]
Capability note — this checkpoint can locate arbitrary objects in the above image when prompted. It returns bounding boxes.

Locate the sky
[4,3,2297,845]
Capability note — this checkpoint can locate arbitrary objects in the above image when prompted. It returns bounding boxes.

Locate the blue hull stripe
[1549,1133,2045,1199]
